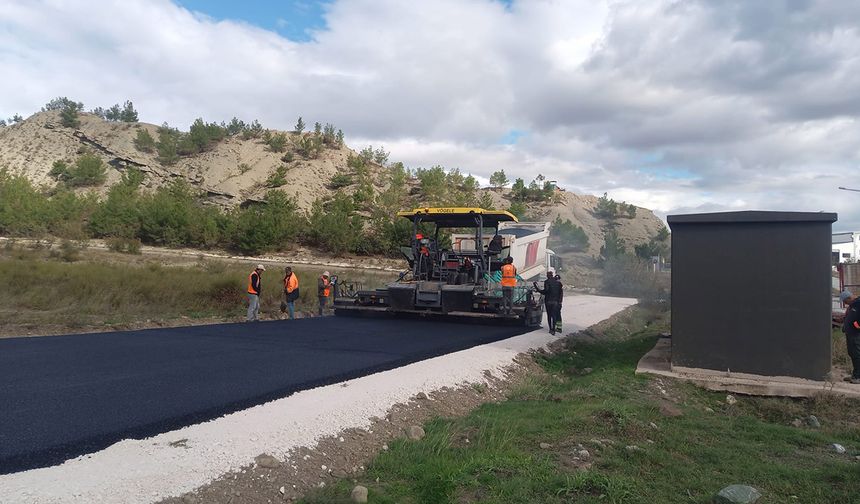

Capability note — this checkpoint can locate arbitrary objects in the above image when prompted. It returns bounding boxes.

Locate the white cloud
[0,0,858,230]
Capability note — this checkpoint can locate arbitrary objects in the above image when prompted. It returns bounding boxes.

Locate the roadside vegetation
[0,243,389,334]
[301,307,860,504]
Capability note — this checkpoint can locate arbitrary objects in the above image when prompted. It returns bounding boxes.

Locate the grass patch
[301,309,860,504]
[0,247,389,331]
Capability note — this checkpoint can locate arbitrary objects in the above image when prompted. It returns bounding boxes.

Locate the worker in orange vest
[281,266,299,320]
[500,256,517,314]
[318,271,332,316]
[247,264,265,322]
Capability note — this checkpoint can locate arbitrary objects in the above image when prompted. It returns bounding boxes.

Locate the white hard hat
[256,264,266,271]
[323,271,330,277]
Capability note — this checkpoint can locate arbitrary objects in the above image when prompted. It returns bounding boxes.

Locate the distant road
[0,316,528,474]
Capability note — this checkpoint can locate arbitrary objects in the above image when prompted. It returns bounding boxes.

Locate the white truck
[451,221,560,282]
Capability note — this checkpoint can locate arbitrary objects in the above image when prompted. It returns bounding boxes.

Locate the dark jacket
[844,299,860,336]
[488,235,503,254]
[535,277,563,304]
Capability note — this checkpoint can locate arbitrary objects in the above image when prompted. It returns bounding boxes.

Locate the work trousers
[847,332,860,379]
[544,303,561,332]
[282,291,296,319]
[545,302,559,333]
[502,286,514,314]
[318,296,327,316]
[247,293,260,321]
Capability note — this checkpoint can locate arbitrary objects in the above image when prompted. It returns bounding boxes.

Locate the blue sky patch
[175,0,330,42]
[631,151,698,181]
[500,129,527,145]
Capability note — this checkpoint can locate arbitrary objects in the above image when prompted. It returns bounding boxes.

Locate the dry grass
[0,244,391,335]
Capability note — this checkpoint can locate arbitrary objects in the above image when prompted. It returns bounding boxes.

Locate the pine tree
[489,170,509,190]
[119,100,138,122]
[295,116,305,134]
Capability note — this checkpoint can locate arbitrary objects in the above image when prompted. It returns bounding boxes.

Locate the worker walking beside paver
[500,256,517,314]
[841,291,860,384]
[534,270,562,334]
[318,271,332,316]
[247,264,265,322]
[281,266,299,320]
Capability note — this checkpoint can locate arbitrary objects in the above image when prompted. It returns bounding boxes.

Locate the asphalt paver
[0,315,528,474]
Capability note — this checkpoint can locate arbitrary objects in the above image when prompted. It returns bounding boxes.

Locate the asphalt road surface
[0,316,530,475]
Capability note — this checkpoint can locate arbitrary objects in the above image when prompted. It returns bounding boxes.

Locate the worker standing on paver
[247,264,265,322]
[281,266,299,320]
[500,256,517,314]
[533,270,562,334]
[841,291,860,384]
[318,271,332,316]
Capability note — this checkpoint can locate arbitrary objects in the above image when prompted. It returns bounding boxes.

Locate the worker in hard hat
[247,264,265,322]
[500,256,517,314]
[281,266,299,320]
[318,271,332,316]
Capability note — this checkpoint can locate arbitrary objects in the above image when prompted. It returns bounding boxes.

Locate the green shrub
[552,217,589,251]
[329,173,352,189]
[297,135,322,158]
[134,128,156,152]
[242,119,263,139]
[156,123,180,165]
[49,160,69,179]
[57,240,81,262]
[227,191,304,255]
[600,229,626,263]
[489,169,509,189]
[508,201,527,220]
[267,132,288,153]
[602,254,667,304]
[266,165,288,188]
[59,154,107,187]
[60,102,82,128]
[305,192,359,255]
[89,171,143,238]
[106,236,142,254]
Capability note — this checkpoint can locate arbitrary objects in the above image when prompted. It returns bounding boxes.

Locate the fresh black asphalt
[0,315,529,474]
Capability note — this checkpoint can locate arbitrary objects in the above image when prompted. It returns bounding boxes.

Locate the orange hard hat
[416,233,424,240]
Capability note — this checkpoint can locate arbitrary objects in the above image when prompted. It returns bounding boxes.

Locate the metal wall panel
[668,212,836,380]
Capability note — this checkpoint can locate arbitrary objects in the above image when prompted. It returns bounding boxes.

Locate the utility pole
[839,186,860,193]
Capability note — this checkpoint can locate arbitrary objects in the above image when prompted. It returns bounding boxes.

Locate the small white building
[833,231,860,263]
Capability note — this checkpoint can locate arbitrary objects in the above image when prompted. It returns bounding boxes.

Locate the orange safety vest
[500,263,517,287]
[248,271,261,295]
[321,277,331,297]
[284,273,299,293]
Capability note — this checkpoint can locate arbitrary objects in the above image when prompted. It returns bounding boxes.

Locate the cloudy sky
[1,0,857,230]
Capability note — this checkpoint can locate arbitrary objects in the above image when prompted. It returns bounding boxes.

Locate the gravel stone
[254,454,280,469]
[351,485,368,503]
[714,484,762,504]
[406,425,425,440]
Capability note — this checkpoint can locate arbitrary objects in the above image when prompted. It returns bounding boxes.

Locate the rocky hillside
[0,110,376,210]
[0,111,667,288]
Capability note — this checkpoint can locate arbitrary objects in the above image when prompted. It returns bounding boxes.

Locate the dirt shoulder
[159,305,644,504]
